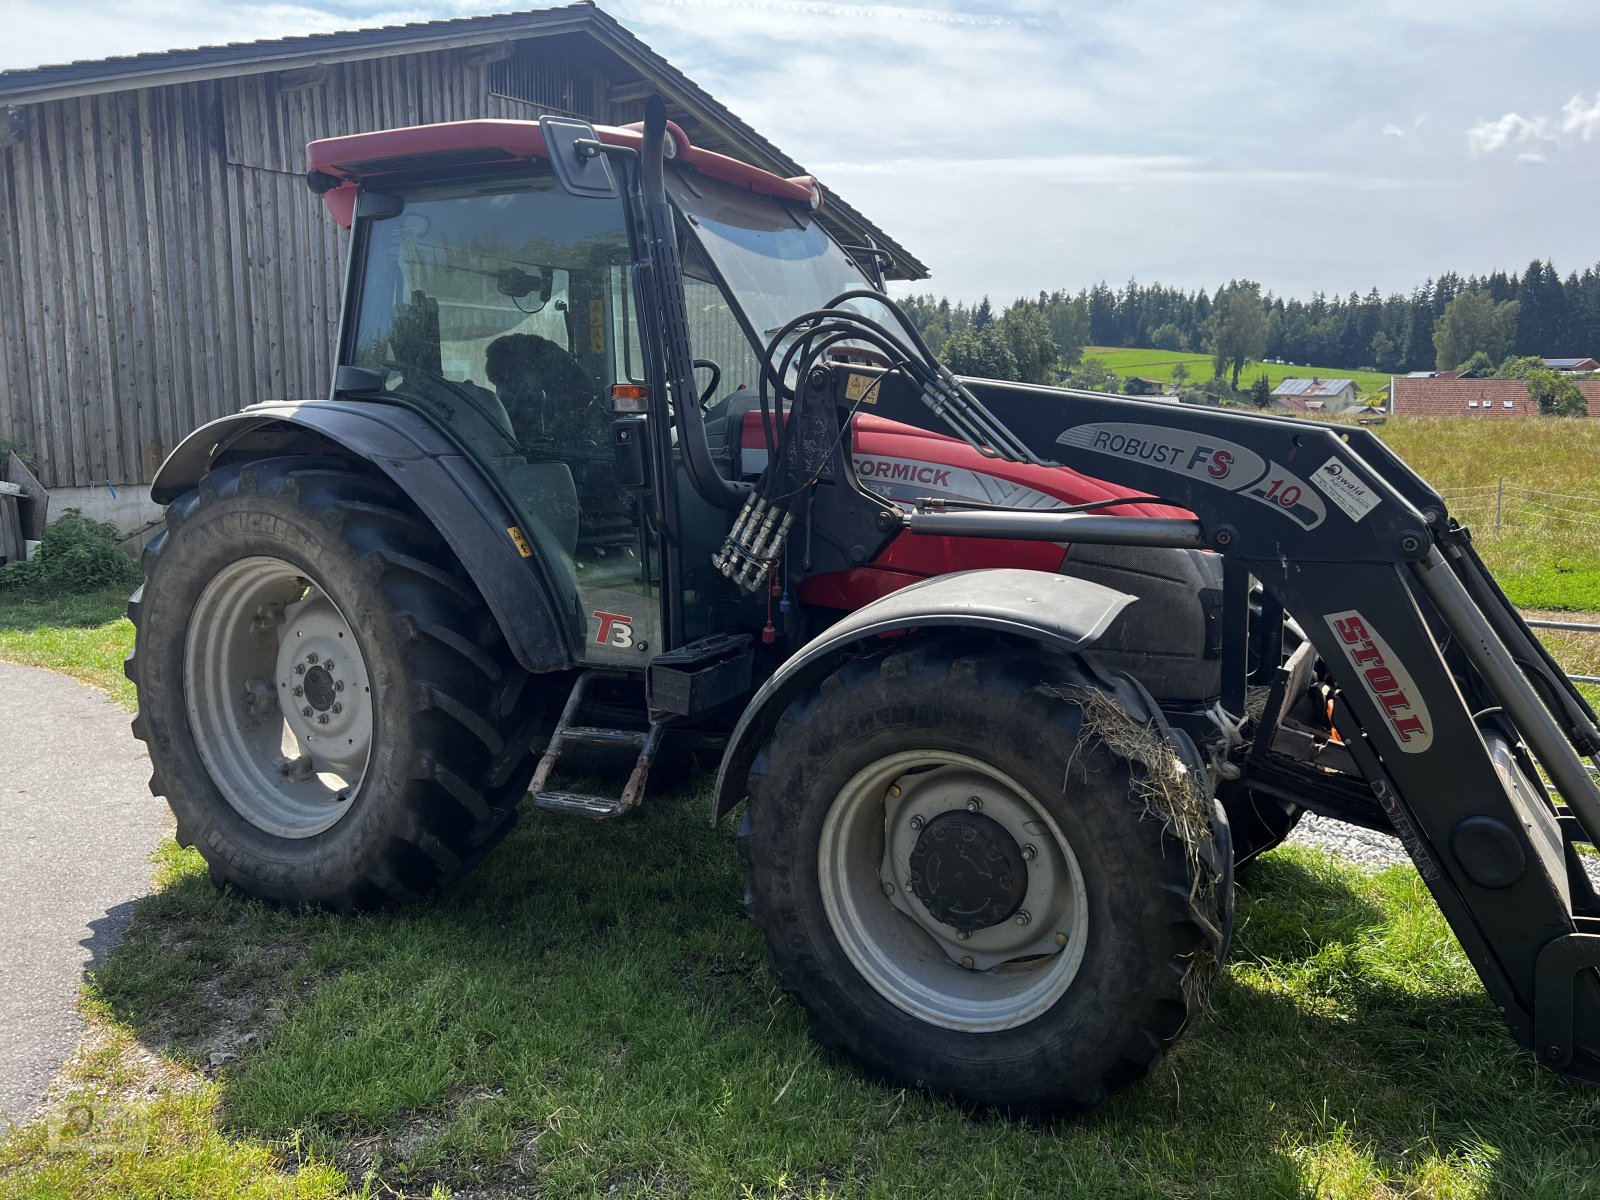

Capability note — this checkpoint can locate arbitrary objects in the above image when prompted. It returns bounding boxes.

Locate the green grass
[1086,346,1395,396]
[1349,417,1600,616]
[0,587,136,708]
[8,804,1600,1199]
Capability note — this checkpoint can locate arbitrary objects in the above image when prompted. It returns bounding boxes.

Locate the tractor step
[528,670,666,820]
[531,791,626,820]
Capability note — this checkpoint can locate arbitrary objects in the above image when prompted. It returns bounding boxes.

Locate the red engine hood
[736,411,1195,610]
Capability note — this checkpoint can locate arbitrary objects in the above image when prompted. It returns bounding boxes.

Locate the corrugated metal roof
[1542,357,1598,369]
[0,5,598,101]
[0,2,928,279]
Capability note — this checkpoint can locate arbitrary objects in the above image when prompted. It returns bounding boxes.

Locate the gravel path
[1290,809,1600,888]
[0,662,172,1126]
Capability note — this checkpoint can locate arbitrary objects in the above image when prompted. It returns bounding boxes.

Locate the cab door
[342,170,662,666]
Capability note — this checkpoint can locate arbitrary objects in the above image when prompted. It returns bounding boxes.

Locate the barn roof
[0,2,928,279]
[1392,377,1600,417]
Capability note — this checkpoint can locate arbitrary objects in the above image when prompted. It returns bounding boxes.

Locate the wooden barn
[0,2,925,531]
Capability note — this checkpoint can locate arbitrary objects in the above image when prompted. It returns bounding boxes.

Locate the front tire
[127,456,544,909]
[742,640,1231,1114]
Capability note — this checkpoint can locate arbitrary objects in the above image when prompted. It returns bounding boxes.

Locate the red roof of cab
[306,118,818,227]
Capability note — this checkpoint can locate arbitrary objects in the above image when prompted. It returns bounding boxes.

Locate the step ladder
[529,670,666,820]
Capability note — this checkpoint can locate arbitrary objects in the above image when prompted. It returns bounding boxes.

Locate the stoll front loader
[128,99,1600,1113]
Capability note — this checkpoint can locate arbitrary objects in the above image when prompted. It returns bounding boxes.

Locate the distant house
[1123,377,1166,396]
[1271,377,1358,414]
[1392,377,1600,417]
[1541,357,1600,373]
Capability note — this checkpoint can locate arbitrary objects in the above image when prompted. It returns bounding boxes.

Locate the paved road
[0,662,171,1126]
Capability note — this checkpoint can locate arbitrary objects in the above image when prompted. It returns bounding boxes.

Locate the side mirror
[539,116,620,199]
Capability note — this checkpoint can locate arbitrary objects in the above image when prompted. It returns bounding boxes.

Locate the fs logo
[591,609,634,649]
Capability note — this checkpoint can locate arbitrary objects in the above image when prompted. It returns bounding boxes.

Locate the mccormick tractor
[128,99,1600,1113]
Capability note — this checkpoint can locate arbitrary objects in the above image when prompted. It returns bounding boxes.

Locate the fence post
[1495,476,1503,537]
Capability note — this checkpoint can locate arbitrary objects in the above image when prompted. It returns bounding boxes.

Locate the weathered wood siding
[0,42,620,489]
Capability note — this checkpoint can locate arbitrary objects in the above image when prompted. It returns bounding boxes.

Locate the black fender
[710,568,1135,824]
[150,400,576,673]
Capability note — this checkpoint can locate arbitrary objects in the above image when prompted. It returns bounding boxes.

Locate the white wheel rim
[182,556,373,838]
[818,750,1090,1033]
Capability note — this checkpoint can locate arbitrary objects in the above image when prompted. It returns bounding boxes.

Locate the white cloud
[1468,90,1600,156]
[1382,123,1406,137]
[1560,91,1600,139]
[1466,111,1550,155]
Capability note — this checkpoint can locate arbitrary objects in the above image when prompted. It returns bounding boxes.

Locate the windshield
[667,171,872,349]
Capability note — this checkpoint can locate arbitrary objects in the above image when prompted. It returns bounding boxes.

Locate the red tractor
[128,100,1600,1113]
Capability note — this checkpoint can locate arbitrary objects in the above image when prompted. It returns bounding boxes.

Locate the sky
[5,0,1600,304]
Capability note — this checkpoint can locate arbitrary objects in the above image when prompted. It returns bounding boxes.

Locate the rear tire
[741,640,1231,1114]
[127,456,545,909]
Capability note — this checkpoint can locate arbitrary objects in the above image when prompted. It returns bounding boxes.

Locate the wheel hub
[906,811,1027,933]
[303,665,337,712]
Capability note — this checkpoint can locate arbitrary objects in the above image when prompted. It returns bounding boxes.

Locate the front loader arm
[785,359,1600,1079]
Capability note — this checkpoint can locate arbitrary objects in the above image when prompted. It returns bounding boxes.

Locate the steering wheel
[693,358,723,410]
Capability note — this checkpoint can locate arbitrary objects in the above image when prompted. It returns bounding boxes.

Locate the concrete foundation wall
[46,484,162,535]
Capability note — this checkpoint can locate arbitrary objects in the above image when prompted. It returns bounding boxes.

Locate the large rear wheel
[127,456,545,909]
[742,640,1232,1114]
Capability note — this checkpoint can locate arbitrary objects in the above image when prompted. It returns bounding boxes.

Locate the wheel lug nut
[301,706,312,718]
[956,929,970,941]
[334,681,344,692]
[1015,910,1031,926]
[881,881,894,896]
[961,956,975,970]
[966,796,982,812]
[1022,844,1037,861]
[909,815,924,831]
[331,703,342,714]
[1055,932,1068,947]
[317,714,329,725]
[291,686,303,698]
[294,664,306,675]
[306,653,319,664]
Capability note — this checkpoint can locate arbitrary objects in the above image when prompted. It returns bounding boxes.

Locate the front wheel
[742,640,1231,1114]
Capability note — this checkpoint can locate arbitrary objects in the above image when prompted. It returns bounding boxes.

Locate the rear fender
[151,400,576,673]
[711,568,1134,824]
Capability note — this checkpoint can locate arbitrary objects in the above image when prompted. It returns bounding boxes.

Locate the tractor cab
[309,117,875,667]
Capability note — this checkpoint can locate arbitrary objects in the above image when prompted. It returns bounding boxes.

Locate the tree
[1171,361,1190,384]
[1369,330,1400,373]
[1060,358,1118,391]
[1042,295,1089,366]
[999,301,1058,385]
[1209,281,1269,389]
[1249,373,1273,408]
[1457,350,1494,378]
[1432,291,1520,371]
[1525,367,1589,417]
[942,326,1018,380]
[1150,322,1187,352]
[1494,354,1543,379]
[971,296,995,331]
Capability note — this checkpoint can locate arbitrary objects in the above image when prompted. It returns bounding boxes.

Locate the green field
[1,418,1597,1198]
[1086,346,1394,395]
